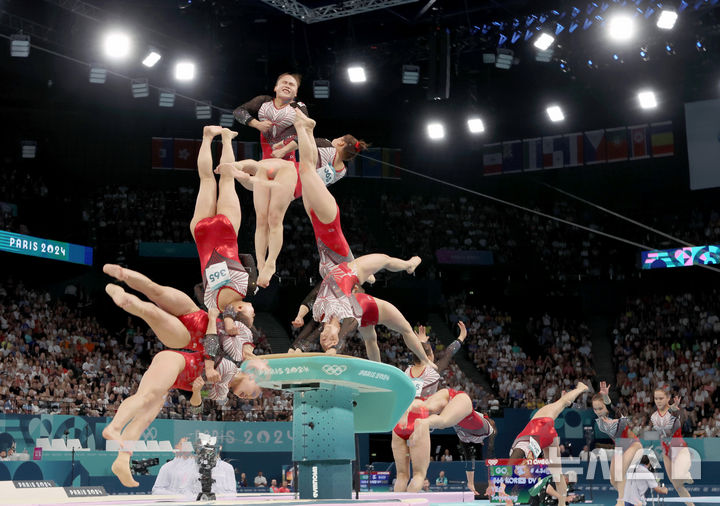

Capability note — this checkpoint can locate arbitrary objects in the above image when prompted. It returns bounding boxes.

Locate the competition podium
[241,353,415,500]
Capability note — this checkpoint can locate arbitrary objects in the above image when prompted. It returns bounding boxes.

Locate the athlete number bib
[206,262,231,291]
[317,165,336,185]
[412,378,424,398]
[529,437,542,458]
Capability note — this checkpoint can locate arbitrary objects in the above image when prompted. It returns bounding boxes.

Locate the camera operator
[529,474,580,506]
[622,455,668,506]
[152,436,236,498]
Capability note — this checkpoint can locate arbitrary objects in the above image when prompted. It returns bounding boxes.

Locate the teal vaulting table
[241,353,415,500]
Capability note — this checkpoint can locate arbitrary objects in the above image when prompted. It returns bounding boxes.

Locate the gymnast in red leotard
[100,306,263,489]
[507,382,589,506]
[224,94,367,288]
[651,387,694,506]
[592,381,643,506]
[190,126,258,338]
[391,323,470,493]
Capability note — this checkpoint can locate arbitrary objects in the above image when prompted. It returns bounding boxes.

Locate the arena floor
[0,489,474,505]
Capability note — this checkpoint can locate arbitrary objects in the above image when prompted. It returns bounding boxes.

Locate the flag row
[151,137,402,179]
[482,121,674,176]
[151,138,260,171]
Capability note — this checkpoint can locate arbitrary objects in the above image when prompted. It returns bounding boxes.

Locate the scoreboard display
[0,230,93,266]
[487,458,551,504]
[359,471,391,492]
[641,245,720,269]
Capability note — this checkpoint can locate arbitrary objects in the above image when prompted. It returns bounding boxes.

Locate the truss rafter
[260,0,419,24]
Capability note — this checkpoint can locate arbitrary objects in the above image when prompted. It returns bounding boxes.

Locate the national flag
[584,129,607,165]
[151,137,174,170]
[650,121,674,157]
[523,138,543,171]
[173,138,200,170]
[628,124,650,160]
[543,135,564,169]
[605,127,629,162]
[563,133,584,167]
[502,140,523,173]
[381,148,401,178]
[483,143,503,175]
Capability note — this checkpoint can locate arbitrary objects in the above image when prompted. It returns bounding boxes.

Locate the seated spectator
[254,471,267,487]
[435,470,448,487]
[270,479,290,493]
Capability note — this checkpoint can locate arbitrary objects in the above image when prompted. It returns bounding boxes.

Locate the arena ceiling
[1,0,720,144]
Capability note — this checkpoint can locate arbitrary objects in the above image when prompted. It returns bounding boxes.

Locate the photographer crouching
[529,473,583,506]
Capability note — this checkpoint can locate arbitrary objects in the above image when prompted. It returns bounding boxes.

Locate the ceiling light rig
[463,0,714,68]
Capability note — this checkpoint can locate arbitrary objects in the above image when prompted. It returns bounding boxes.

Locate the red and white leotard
[511,417,559,457]
[315,144,347,186]
[206,355,241,404]
[354,293,379,328]
[312,262,361,323]
[597,415,640,451]
[193,215,249,311]
[651,409,687,457]
[218,319,255,361]
[170,351,205,392]
[404,364,441,399]
[178,310,209,353]
[233,96,307,162]
[292,140,348,199]
[311,207,354,279]
[455,412,494,444]
[393,406,430,440]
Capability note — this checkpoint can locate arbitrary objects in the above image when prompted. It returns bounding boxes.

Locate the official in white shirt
[153,450,237,497]
[623,456,668,506]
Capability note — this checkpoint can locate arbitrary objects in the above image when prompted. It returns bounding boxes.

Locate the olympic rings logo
[321,364,348,376]
[142,427,158,440]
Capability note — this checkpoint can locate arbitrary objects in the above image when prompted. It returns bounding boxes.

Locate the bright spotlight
[546,105,565,122]
[426,122,445,140]
[467,118,485,134]
[534,33,555,51]
[175,61,195,81]
[608,15,635,42]
[347,66,366,83]
[142,50,162,67]
[638,90,657,109]
[104,31,131,59]
[657,10,678,30]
